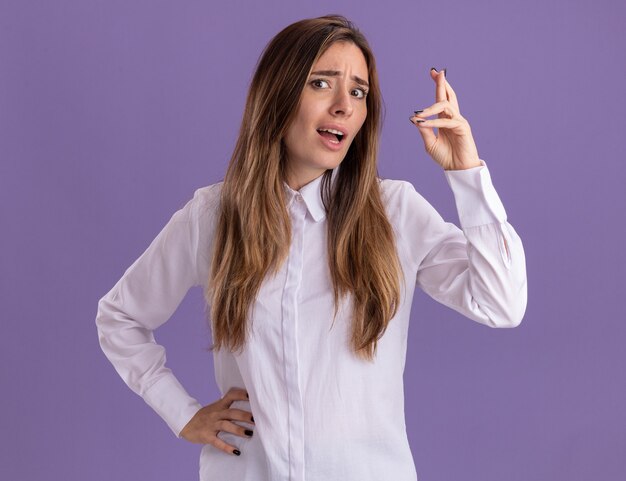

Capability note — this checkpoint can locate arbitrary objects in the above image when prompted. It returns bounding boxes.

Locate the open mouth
[317,128,345,144]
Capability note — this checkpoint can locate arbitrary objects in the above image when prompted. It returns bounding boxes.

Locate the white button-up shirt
[96,159,527,481]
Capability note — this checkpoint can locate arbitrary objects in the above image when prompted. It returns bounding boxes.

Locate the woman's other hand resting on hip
[180,387,254,456]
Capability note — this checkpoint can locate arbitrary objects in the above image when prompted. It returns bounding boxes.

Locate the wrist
[445,160,482,171]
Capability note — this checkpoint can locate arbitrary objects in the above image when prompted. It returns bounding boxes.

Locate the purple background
[2,1,624,480]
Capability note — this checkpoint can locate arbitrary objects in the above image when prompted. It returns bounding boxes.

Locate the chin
[320,158,344,171]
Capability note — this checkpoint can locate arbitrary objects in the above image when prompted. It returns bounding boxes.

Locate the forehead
[313,41,368,78]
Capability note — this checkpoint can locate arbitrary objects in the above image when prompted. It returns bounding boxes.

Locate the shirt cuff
[142,373,203,438]
[443,159,508,228]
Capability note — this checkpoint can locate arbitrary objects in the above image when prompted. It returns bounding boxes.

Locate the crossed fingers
[411,68,464,125]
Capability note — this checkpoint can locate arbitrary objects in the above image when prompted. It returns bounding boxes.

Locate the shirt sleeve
[95,187,210,438]
[405,159,527,327]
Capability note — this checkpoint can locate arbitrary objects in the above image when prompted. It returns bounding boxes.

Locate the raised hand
[410,68,482,171]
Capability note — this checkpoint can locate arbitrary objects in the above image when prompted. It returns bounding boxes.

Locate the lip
[316,123,349,138]
[317,130,344,151]
[316,123,349,152]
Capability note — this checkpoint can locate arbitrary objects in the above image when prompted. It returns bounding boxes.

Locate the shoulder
[377,177,443,231]
[182,181,223,220]
[377,177,413,199]
[184,182,224,271]
[192,181,223,207]
[169,181,223,237]
[377,177,428,215]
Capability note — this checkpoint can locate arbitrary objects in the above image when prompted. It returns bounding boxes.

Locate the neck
[285,168,327,191]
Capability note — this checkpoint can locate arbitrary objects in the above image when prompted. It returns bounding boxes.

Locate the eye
[311,79,330,89]
[352,88,368,99]
[310,78,368,100]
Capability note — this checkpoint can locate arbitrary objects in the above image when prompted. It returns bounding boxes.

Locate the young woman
[96,14,527,481]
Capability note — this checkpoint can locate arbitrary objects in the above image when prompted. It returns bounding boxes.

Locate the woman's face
[282,41,369,190]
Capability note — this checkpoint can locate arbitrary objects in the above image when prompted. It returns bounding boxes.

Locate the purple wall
[1,1,624,480]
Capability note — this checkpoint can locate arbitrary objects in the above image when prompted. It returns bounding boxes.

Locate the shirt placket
[281,193,307,481]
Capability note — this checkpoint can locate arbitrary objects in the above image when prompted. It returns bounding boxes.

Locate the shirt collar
[282,166,340,222]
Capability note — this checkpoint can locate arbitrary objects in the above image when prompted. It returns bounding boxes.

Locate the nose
[330,87,353,117]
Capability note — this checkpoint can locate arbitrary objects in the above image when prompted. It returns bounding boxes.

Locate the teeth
[318,128,344,137]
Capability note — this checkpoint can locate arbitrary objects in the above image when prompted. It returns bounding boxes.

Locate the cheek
[283,118,309,155]
[290,114,310,136]
[286,118,304,141]
[354,114,367,136]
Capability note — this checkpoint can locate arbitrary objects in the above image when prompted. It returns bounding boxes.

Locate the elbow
[95,293,117,346]
[488,310,524,328]
[95,295,108,330]
[95,298,108,347]
[489,289,527,329]
[489,270,528,328]
[497,312,523,328]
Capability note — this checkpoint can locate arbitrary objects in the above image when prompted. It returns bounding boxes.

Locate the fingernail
[415,119,425,123]
[245,429,253,437]
[233,449,241,456]
[414,110,423,114]
[443,68,447,78]
[430,67,437,72]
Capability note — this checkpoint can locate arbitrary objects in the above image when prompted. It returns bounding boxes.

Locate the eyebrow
[310,70,370,88]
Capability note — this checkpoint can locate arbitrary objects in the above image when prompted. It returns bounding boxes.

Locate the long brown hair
[206,14,404,362]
